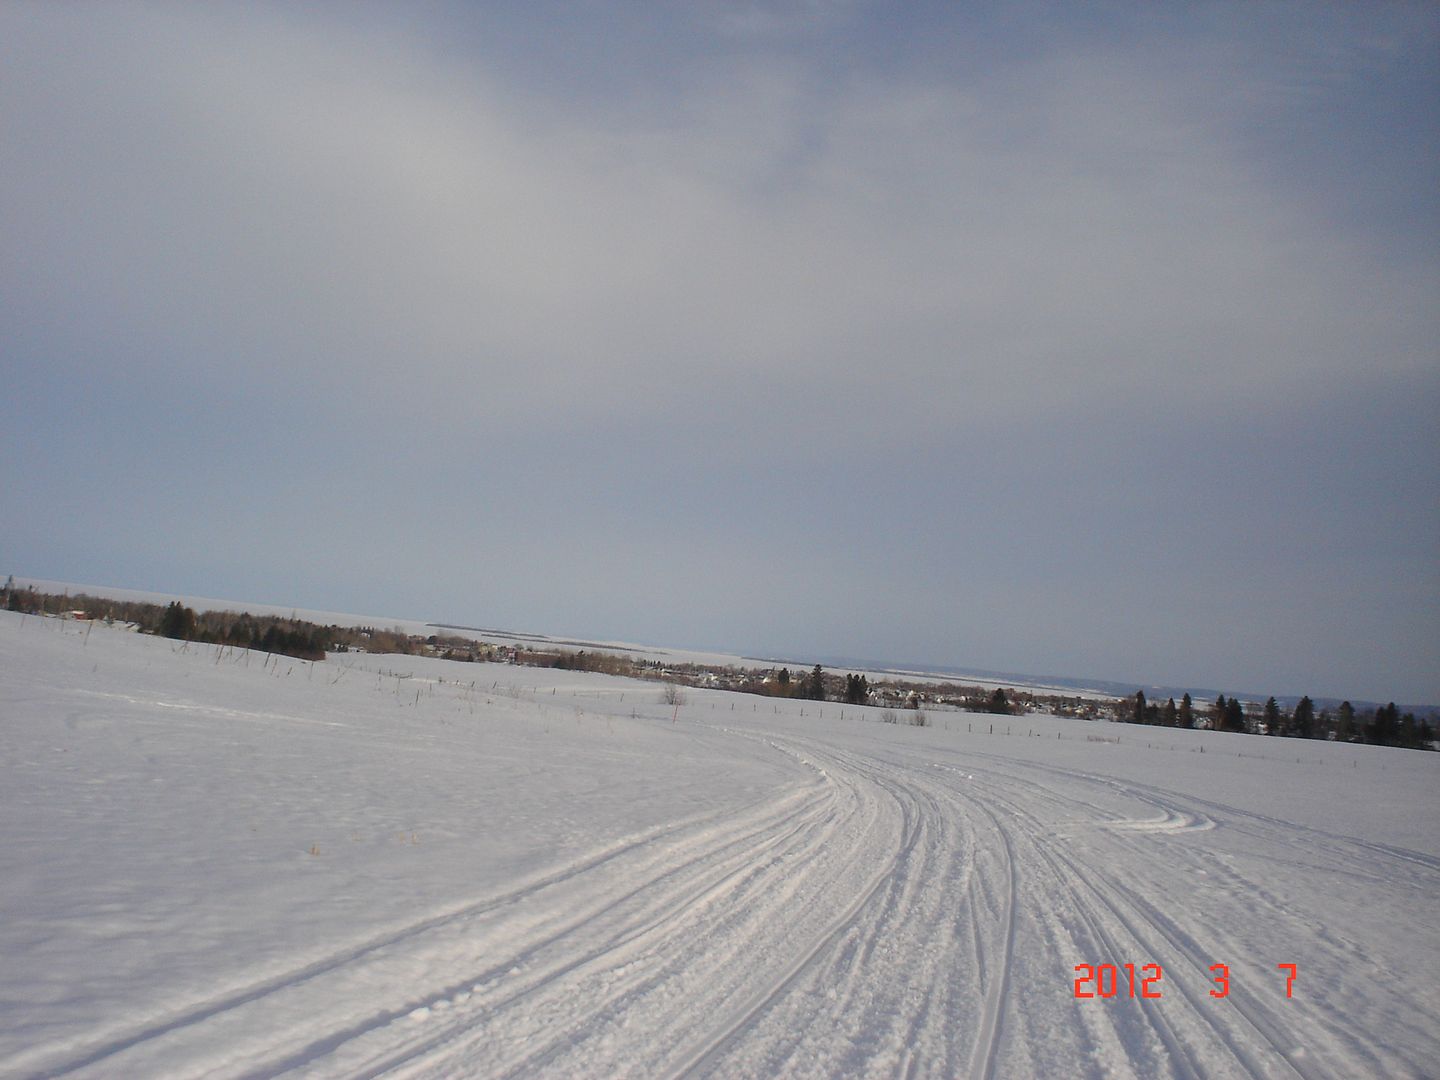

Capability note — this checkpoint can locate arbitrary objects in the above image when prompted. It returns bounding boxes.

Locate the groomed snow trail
[2,614,1436,1078]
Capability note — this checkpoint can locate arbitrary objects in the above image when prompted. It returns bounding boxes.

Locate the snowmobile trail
[3,620,1437,1079]
[25,715,1440,1079]
[24,790,813,1076]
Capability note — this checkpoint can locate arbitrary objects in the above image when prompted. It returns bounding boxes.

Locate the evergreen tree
[1226,696,1246,733]
[1397,711,1419,749]
[1292,696,1315,740]
[1416,716,1436,750]
[844,673,869,705]
[1162,698,1177,727]
[1367,703,1401,746]
[1212,694,1228,730]
[803,664,826,701]
[1133,690,1147,725]
[988,688,1011,715]
[1263,696,1282,736]
[1179,693,1194,729]
[1336,701,1356,742]
[158,601,197,641]
[229,614,257,647]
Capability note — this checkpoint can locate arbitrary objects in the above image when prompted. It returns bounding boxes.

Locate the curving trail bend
[5,632,1435,1080]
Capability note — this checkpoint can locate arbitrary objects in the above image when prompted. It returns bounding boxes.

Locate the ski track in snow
[2,613,1437,1079]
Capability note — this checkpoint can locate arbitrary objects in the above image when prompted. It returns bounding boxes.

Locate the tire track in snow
[1018,831,1211,1080]
[968,768,1325,1079]
[986,777,1276,1076]
[931,748,1436,1077]
[329,756,869,1078]
[263,787,847,1079]
[669,735,1014,1079]
[26,778,834,1080]
[962,799,1016,1080]
[923,755,1290,1077]
[347,727,946,1080]
[465,732,915,1079]
[668,747,924,1078]
[1092,870,1399,1080]
[208,730,883,1080]
[1053,845,1319,1079]
[965,750,1440,877]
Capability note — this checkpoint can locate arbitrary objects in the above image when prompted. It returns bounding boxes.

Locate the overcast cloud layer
[4,2,1437,703]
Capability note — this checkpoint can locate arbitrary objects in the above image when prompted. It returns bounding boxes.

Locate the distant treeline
[1,584,417,662]
[1123,689,1434,751]
[4,582,1432,750]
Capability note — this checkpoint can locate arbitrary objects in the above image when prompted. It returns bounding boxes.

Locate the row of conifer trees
[1128,689,1433,749]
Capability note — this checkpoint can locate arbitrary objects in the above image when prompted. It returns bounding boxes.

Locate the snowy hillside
[2,611,1436,1078]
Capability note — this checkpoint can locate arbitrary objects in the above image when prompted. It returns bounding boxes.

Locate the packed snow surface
[2,611,1436,1078]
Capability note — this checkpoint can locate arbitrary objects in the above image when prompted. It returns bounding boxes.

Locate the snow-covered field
[2,610,1436,1078]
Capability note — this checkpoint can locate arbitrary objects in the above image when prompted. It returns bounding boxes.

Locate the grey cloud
[8,4,1432,449]
[4,3,1436,702]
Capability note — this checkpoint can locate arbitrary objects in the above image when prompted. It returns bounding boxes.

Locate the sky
[3,1,1437,704]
